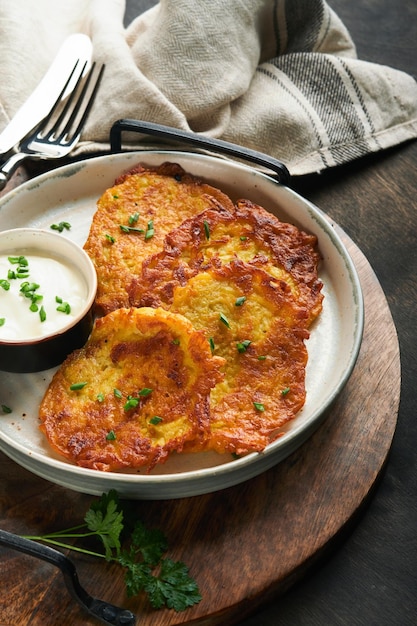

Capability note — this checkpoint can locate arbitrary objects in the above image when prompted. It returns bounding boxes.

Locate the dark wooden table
[1,1,416,625]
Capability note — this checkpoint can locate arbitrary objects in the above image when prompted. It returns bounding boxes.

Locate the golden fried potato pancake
[83,162,235,315]
[39,307,224,471]
[168,260,310,454]
[129,198,322,326]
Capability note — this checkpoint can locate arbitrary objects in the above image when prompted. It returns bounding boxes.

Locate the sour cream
[0,251,88,341]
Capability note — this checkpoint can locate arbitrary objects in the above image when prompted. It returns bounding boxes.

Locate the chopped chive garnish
[138,388,153,397]
[150,416,163,425]
[70,382,88,390]
[237,340,251,353]
[203,220,210,240]
[16,268,29,278]
[219,313,230,328]
[20,282,39,294]
[124,397,139,411]
[209,337,215,353]
[1,405,12,414]
[39,306,46,322]
[258,355,267,361]
[7,270,16,279]
[235,296,246,306]
[97,393,105,403]
[119,224,145,234]
[112,194,119,199]
[105,234,116,243]
[8,255,27,265]
[0,318,5,327]
[56,301,71,314]
[0,279,10,291]
[50,221,71,233]
[114,389,123,399]
[128,212,140,224]
[106,430,117,440]
[145,220,154,240]
[172,338,180,345]
[240,236,248,241]
[30,302,39,312]
[253,402,265,412]
[281,387,290,396]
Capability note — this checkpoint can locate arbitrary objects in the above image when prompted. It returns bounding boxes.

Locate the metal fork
[0,529,136,625]
[0,61,105,190]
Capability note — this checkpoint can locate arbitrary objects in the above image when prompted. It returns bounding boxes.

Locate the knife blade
[0,33,92,157]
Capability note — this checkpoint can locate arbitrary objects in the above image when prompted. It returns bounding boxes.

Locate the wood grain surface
[0,229,400,626]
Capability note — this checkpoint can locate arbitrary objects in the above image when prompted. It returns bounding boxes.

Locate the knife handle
[0,152,29,190]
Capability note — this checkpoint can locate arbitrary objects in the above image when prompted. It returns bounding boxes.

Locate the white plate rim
[0,151,364,499]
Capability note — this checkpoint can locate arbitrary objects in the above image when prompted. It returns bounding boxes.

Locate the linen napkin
[0,0,416,175]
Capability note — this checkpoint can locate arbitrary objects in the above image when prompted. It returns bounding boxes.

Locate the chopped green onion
[203,220,210,240]
[150,416,163,425]
[138,388,153,397]
[240,236,248,241]
[128,212,140,225]
[56,301,71,314]
[119,224,144,234]
[114,388,123,399]
[39,306,46,322]
[253,402,265,412]
[97,393,105,403]
[50,221,71,233]
[281,387,290,396]
[16,267,29,278]
[209,337,215,353]
[8,255,27,265]
[258,355,267,361]
[106,430,117,440]
[145,220,154,240]
[124,397,139,411]
[1,405,12,414]
[172,338,180,345]
[0,279,10,291]
[70,382,88,390]
[112,194,119,199]
[219,312,230,328]
[0,318,5,327]
[237,340,252,353]
[235,296,246,306]
[20,282,39,294]
[105,234,115,243]
[29,302,39,312]
[7,270,16,279]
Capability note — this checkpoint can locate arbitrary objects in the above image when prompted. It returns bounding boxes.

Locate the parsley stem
[23,536,107,559]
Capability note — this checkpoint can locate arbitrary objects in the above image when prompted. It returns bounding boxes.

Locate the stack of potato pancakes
[39,163,323,472]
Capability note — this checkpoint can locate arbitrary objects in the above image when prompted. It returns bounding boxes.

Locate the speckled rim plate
[0,151,364,499]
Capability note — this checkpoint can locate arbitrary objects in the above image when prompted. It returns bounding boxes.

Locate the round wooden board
[0,232,400,626]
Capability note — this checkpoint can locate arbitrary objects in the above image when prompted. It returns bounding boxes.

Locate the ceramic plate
[0,151,363,499]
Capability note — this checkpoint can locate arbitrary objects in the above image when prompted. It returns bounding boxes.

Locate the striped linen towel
[0,0,416,175]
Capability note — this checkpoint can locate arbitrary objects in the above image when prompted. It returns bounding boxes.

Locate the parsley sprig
[22,490,201,612]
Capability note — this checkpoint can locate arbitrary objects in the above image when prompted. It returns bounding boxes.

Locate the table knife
[0,33,92,158]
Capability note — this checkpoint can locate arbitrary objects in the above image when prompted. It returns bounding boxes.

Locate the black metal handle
[0,529,136,626]
[109,119,290,186]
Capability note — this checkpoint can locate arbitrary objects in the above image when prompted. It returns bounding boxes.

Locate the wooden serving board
[0,232,400,626]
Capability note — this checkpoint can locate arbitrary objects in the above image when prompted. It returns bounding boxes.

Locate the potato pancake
[39,307,224,471]
[129,198,322,326]
[83,162,235,315]
[167,260,310,454]
[40,162,324,469]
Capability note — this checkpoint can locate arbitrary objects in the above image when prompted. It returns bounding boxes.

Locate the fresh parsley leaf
[131,520,168,566]
[85,491,123,559]
[21,489,201,612]
[145,558,202,611]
